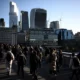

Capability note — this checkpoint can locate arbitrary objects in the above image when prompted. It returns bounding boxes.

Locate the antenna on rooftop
[59,13,63,28]
[47,19,49,28]
[60,18,62,28]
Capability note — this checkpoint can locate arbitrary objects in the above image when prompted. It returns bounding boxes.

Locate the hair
[72,52,75,57]
[19,50,23,55]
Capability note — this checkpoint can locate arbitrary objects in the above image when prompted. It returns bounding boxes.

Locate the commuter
[15,45,21,61]
[38,48,43,68]
[35,47,42,68]
[5,46,14,76]
[0,44,5,61]
[45,47,50,57]
[23,46,28,58]
[57,49,63,72]
[49,48,57,76]
[29,47,39,80]
[69,52,79,80]
[17,50,26,78]
[77,52,80,61]
[77,52,80,74]
[12,46,16,58]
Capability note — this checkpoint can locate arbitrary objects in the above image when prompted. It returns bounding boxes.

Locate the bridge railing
[62,52,78,67]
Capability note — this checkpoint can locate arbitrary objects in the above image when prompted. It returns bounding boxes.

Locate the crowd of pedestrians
[0,44,80,80]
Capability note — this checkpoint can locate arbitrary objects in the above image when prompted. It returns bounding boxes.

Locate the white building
[9,1,18,28]
[30,8,47,29]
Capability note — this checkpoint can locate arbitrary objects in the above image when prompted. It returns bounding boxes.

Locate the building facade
[75,32,80,41]
[0,28,17,45]
[20,11,29,31]
[30,8,47,29]
[28,28,58,46]
[55,29,74,40]
[17,32,25,44]
[9,1,18,27]
[50,21,59,29]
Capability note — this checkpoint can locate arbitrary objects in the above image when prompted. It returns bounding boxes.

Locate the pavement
[0,58,79,80]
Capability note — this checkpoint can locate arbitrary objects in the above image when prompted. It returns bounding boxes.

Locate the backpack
[73,57,79,67]
[6,52,13,62]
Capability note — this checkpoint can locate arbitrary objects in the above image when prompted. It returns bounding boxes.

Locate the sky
[0,0,80,34]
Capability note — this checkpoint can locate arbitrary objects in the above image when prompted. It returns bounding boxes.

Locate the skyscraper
[20,11,29,31]
[0,18,5,27]
[50,21,59,29]
[9,1,18,28]
[30,8,47,29]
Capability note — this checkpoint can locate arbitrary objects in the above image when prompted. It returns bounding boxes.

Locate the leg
[9,63,12,75]
[56,62,59,72]
[32,67,38,80]
[6,62,9,75]
[70,69,75,80]
[21,65,24,78]
[75,69,79,80]
[17,64,20,75]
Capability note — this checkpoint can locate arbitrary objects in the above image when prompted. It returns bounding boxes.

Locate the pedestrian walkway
[0,60,79,80]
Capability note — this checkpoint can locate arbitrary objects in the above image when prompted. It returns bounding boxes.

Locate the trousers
[6,61,13,75]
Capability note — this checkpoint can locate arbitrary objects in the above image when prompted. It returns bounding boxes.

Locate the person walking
[17,50,26,78]
[29,47,39,80]
[49,49,57,76]
[69,52,79,80]
[6,46,14,76]
[57,49,63,72]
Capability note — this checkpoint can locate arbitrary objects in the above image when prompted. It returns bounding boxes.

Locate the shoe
[7,71,9,76]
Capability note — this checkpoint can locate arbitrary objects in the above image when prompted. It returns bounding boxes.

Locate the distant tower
[50,21,59,30]
[0,18,5,28]
[20,11,29,31]
[9,1,18,28]
[30,8,47,29]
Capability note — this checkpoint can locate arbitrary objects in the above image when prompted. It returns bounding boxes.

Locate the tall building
[50,21,59,29]
[20,11,29,31]
[9,1,18,28]
[30,8,47,29]
[0,18,5,27]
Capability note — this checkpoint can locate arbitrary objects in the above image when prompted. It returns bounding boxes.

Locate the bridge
[0,52,79,80]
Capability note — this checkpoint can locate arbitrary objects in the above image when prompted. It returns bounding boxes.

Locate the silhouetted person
[17,50,26,78]
[49,49,57,76]
[57,49,63,72]
[69,52,79,80]
[5,46,14,76]
[29,47,39,80]
[0,44,4,61]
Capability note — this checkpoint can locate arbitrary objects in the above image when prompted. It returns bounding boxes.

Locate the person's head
[53,48,56,52]
[52,48,56,54]
[72,52,75,57]
[7,46,12,51]
[19,50,23,55]
[59,49,62,53]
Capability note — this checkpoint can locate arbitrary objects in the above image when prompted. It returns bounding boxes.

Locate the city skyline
[0,0,80,34]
